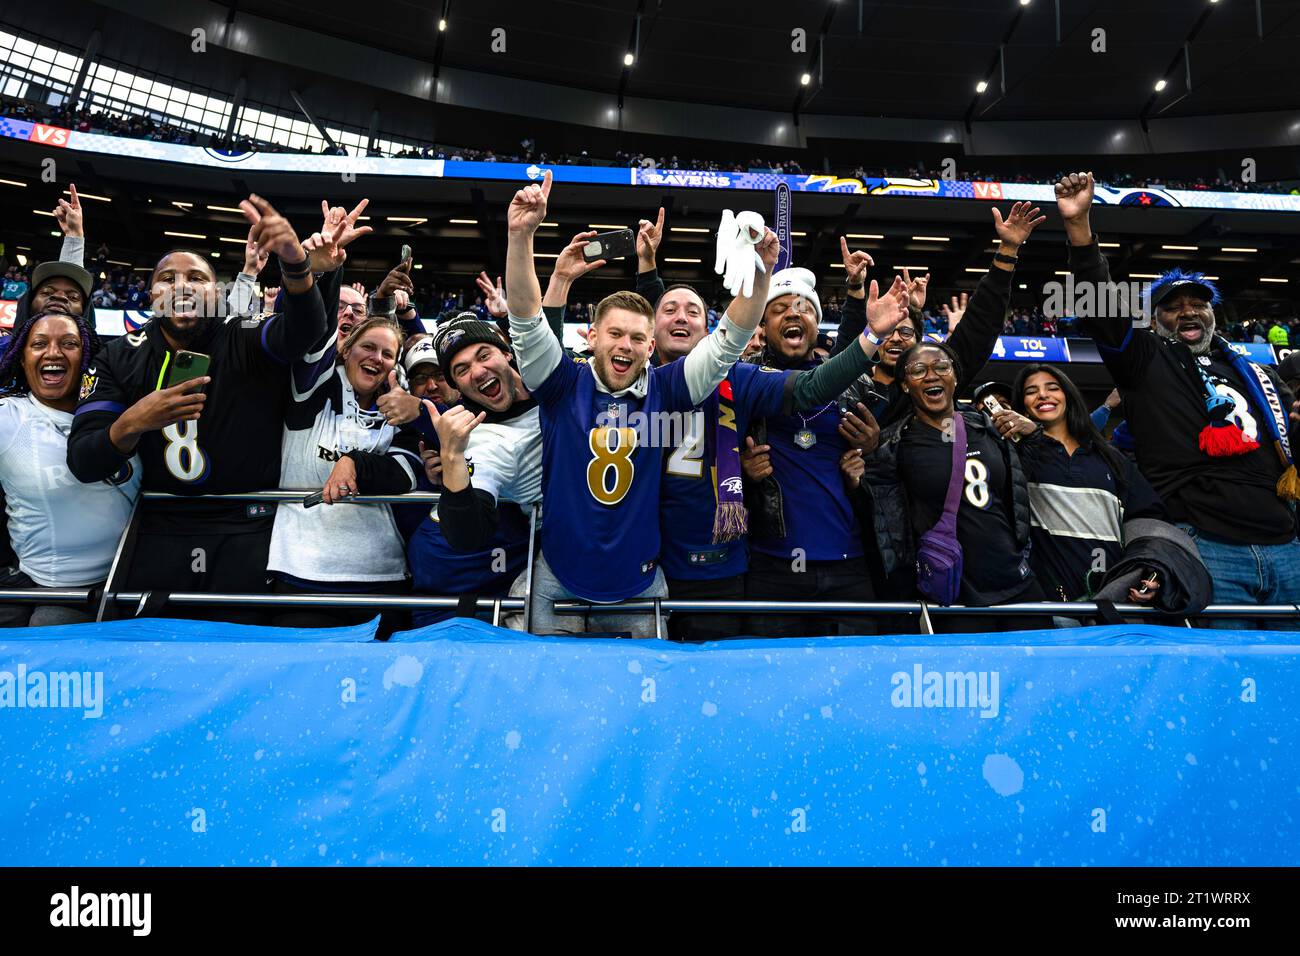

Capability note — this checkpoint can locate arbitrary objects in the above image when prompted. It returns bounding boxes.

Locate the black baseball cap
[1149,277,1217,309]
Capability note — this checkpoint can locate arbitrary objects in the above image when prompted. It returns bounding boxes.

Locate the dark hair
[656,282,706,310]
[0,310,100,396]
[1011,363,1130,485]
[149,249,216,287]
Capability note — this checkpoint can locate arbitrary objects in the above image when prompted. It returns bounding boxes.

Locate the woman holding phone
[268,315,422,632]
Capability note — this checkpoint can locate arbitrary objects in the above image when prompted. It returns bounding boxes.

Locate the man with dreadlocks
[1057,171,1300,624]
[0,305,140,626]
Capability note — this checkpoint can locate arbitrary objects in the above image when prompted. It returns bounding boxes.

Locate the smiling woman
[267,315,422,633]
[0,310,141,627]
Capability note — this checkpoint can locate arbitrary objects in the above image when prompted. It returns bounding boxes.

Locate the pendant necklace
[794,402,835,450]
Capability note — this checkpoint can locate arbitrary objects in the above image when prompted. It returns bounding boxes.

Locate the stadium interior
[0,0,1298,880]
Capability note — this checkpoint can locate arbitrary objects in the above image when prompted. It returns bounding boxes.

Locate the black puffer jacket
[859,405,1033,599]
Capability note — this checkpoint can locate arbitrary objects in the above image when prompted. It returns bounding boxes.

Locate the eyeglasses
[904,360,954,379]
[339,303,367,318]
[888,326,917,341]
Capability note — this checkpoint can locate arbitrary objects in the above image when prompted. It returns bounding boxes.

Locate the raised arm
[54,183,85,268]
[948,201,1046,392]
[680,227,779,405]
[1055,171,1155,382]
[635,206,667,305]
[505,170,563,389]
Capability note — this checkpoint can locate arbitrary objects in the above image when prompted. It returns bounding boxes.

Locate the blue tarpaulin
[1,618,1296,866]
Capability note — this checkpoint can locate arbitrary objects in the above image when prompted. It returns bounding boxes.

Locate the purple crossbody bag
[915,413,966,606]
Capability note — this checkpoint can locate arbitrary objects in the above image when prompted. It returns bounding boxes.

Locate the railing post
[523,504,539,634]
[96,497,139,622]
[491,598,501,628]
[918,601,936,636]
[653,597,664,641]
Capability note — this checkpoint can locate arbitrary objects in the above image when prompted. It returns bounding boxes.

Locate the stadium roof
[233,0,1300,121]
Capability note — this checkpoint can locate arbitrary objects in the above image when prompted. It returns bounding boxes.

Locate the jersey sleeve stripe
[259,314,290,365]
[75,400,126,416]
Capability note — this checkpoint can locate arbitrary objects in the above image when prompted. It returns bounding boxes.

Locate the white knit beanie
[765,267,822,321]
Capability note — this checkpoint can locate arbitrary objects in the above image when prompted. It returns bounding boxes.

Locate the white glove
[715,209,766,298]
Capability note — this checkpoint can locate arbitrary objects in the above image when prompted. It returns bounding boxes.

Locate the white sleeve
[463,426,516,504]
[681,313,748,405]
[508,310,561,391]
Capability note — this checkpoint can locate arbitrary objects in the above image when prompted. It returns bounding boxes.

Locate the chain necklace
[793,402,836,450]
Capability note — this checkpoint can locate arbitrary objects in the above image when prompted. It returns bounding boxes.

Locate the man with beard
[739,202,1042,635]
[66,195,333,624]
[1058,170,1300,624]
[631,213,906,641]
[501,171,776,636]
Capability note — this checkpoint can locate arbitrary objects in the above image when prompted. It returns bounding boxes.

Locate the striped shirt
[1017,431,1165,601]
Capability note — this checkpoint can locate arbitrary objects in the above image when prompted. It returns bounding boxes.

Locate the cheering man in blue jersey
[631,214,908,641]
[503,170,776,636]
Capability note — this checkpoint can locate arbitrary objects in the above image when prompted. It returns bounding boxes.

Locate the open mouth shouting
[358,360,383,383]
[609,354,635,376]
[1176,318,1207,345]
[476,372,504,403]
[668,325,692,341]
[38,361,69,390]
[921,384,946,400]
[780,321,808,350]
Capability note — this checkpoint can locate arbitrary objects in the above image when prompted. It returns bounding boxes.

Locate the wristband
[994,252,1019,265]
[865,330,881,346]
[847,279,865,291]
[278,255,311,278]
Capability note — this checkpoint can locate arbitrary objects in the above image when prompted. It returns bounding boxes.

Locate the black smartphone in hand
[583,228,635,262]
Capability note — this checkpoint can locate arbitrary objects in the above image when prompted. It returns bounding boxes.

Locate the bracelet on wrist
[847,279,865,291]
[278,255,311,278]
[865,330,881,346]
[994,252,1019,265]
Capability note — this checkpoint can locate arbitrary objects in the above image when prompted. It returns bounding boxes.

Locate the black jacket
[832,265,1015,429]
[1092,517,1213,616]
[860,405,1033,602]
[1069,238,1298,541]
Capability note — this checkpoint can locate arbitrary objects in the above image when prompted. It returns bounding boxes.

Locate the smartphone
[980,394,1020,443]
[1134,567,1160,596]
[399,243,412,266]
[165,350,211,393]
[583,228,635,263]
[302,489,356,509]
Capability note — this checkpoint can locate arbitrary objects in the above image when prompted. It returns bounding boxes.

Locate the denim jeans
[1178,524,1300,630]
[506,552,667,638]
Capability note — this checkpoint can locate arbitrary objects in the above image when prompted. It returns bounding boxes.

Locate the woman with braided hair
[0,310,140,626]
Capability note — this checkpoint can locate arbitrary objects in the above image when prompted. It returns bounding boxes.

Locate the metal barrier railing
[552,599,1300,640]
[7,491,1296,640]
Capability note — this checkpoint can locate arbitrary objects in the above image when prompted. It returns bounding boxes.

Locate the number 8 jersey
[529,351,698,602]
[68,284,331,523]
